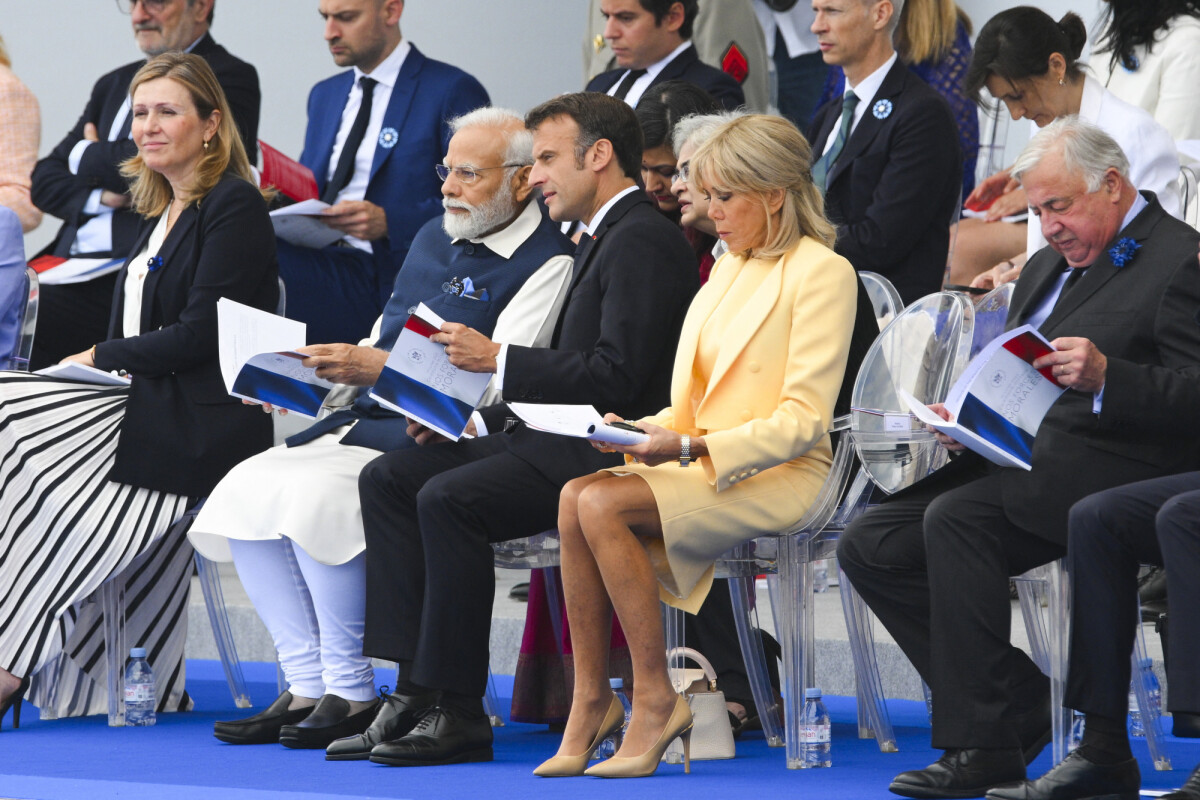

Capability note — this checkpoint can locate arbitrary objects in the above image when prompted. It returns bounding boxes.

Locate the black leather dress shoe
[279,694,381,750]
[213,691,314,745]
[1162,764,1200,800]
[984,750,1139,800]
[369,706,493,766]
[325,689,439,761]
[1173,713,1200,738]
[890,748,1026,799]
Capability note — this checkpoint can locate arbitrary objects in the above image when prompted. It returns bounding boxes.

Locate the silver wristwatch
[679,434,691,467]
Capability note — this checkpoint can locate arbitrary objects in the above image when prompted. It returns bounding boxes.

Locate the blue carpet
[0,661,1196,799]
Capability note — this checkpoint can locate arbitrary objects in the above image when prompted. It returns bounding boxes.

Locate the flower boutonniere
[1107,238,1140,268]
[147,256,163,272]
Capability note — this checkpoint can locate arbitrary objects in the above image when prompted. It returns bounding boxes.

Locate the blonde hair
[689,114,835,258]
[895,0,971,65]
[120,52,267,218]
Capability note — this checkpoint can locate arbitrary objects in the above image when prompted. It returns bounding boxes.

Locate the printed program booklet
[900,324,1065,470]
[368,303,491,441]
[217,298,335,418]
[507,403,650,445]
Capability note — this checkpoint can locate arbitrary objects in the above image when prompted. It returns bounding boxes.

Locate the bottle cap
[804,688,822,699]
[609,678,624,689]
[130,647,147,658]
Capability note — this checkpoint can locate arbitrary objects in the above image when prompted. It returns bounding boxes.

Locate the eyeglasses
[435,163,525,184]
[671,162,691,184]
[117,0,171,13]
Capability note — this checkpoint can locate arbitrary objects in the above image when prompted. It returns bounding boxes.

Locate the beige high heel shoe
[533,693,625,777]
[584,693,693,778]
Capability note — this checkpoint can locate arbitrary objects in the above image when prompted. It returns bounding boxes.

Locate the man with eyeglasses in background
[273,0,488,346]
[29,0,259,370]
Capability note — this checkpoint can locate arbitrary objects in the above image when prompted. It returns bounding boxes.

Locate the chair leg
[1016,561,1071,765]
[839,572,897,751]
[1132,617,1171,770]
[777,535,815,769]
[99,577,126,727]
[728,575,784,747]
[483,668,505,727]
[194,552,252,709]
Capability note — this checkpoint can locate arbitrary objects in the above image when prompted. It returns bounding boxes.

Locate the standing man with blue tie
[286,0,489,345]
[807,0,959,304]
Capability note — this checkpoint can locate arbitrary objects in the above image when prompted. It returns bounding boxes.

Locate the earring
[203,139,209,150]
[1059,78,1065,86]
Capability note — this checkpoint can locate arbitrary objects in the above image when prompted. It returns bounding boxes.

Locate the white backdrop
[6,0,1103,254]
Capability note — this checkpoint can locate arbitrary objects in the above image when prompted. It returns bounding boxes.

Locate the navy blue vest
[287,208,572,451]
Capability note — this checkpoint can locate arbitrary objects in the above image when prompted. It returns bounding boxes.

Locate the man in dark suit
[586,0,744,110]
[29,0,259,368]
[989,472,1200,799]
[837,118,1200,799]
[346,92,698,766]
[280,0,489,346]
[808,0,960,304]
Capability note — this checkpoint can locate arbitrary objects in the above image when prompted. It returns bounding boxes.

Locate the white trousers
[228,537,375,702]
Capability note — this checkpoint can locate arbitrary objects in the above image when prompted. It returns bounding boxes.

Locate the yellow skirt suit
[611,236,858,613]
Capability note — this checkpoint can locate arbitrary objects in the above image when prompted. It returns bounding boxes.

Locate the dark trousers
[29,273,117,370]
[1065,472,1200,718]
[774,34,830,132]
[837,471,1065,749]
[276,239,381,347]
[358,434,561,698]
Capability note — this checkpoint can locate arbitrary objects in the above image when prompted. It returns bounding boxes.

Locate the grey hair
[671,110,749,156]
[1011,116,1131,192]
[447,106,534,166]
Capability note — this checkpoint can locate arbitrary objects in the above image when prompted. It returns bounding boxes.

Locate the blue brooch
[872,99,893,120]
[147,256,163,272]
[1107,237,1141,268]
[378,127,399,149]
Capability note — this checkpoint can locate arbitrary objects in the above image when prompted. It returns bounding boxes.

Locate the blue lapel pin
[378,127,399,149]
[872,99,893,120]
[147,256,163,272]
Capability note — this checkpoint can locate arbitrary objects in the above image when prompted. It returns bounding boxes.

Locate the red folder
[259,140,319,202]
[27,255,67,273]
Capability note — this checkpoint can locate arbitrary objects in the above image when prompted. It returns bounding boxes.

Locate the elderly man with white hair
[188,106,574,752]
[838,116,1200,799]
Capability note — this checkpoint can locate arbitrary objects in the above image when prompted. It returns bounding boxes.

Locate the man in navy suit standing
[586,0,744,110]
[285,0,488,345]
[807,0,960,304]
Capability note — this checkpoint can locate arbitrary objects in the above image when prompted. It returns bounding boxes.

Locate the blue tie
[813,90,859,191]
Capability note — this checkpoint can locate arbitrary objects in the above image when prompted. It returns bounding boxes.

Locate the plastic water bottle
[1069,710,1085,752]
[596,678,632,759]
[813,559,829,593]
[124,647,156,726]
[1129,684,1144,737]
[799,688,832,768]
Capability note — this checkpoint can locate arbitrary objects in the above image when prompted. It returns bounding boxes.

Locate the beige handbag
[663,647,736,761]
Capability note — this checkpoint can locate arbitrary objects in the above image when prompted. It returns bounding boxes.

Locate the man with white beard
[187,107,574,751]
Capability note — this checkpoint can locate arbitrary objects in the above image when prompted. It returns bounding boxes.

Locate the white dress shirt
[326,39,411,252]
[122,209,171,338]
[821,52,898,157]
[752,1,818,58]
[606,40,692,108]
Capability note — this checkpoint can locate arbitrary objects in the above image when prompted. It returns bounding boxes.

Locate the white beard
[442,188,519,241]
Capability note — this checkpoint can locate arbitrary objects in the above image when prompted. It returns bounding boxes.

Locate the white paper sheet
[507,402,650,445]
[36,257,125,286]
[35,362,131,386]
[269,200,343,249]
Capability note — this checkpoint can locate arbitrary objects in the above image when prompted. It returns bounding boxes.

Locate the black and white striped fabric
[0,373,194,717]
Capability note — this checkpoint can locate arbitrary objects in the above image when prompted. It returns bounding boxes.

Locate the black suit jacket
[482,189,700,482]
[586,44,745,110]
[31,33,261,259]
[893,195,1200,544]
[92,175,277,498]
[809,58,961,304]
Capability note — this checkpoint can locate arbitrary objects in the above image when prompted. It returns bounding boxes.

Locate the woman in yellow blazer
[534,114,859,779]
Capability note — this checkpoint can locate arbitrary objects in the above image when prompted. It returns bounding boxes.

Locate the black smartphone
[608,421,645,433]
[944,284,988,296]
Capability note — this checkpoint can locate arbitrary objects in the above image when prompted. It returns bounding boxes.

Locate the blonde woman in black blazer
[0,53,275,724]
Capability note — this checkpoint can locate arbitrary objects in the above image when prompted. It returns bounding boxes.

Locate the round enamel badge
[872,99,893,120]
[378,127,399,149]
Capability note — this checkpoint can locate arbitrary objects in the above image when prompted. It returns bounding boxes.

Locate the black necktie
[1057,266,1087,306]
[321,76,377,205]
[611,69,647,102]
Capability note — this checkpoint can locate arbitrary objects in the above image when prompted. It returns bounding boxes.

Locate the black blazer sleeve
[94,177,277,376]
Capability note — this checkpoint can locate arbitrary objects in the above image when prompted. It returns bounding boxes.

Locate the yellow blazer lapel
[668,256,735,428]
[695,253,785,415]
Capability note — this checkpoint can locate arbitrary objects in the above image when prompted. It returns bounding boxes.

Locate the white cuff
[495,342,510,391]
[82,189,108,216]
[1092,385,1105,415]
[471,410,489,437]
[68,140,93,175]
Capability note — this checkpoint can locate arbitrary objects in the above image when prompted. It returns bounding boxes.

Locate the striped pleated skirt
[0,373,194,717]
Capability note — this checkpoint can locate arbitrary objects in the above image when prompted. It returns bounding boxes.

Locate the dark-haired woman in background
[1092,0,1200,143]
[0,52,276,723]
[950,6,1180,289]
